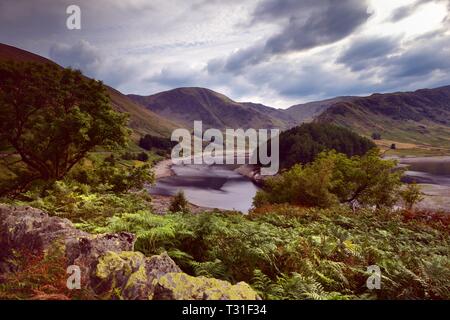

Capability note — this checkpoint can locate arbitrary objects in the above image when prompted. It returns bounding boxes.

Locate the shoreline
[151,156,450,213]
[153,158,174,179]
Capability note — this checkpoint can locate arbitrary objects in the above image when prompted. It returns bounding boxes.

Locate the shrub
[400,182,424,210]
[169,191,190,213]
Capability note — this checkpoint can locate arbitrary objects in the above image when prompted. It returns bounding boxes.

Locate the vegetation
[254,150,402,209]
[0,62,129,195]
[371,132,382,140]
[121,151,150,162]
[400,183,424,211]
[139,134,174,153]
[276,123,376,169]
[75,204,449,300]
[0,245,95,300]
[169,191,190,213]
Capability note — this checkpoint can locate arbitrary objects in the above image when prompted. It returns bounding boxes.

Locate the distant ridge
[293,86,450,148]
[128,87,296,130]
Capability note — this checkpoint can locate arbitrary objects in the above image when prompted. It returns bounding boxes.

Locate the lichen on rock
[153,273,260,300]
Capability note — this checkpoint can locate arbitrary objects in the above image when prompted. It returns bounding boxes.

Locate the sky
[1,0,450,108]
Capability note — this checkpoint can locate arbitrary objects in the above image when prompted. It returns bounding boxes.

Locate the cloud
[337,36,399,71]
[50,40,102,75]
[388,0,449,22]
[2,0,450,108]
[383,36,450,78]
[209,0,371,73]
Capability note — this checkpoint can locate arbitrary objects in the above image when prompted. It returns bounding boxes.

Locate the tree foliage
[139,134,174,151]
[0,62,129,193]
[254,150,403,208]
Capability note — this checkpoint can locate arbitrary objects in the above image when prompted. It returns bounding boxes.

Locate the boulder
[153,273,260,300]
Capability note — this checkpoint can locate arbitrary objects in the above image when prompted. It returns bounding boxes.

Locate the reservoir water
[148,163,259,213]
[400,157,450,187]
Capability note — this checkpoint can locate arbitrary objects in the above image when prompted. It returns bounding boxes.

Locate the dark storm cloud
[209,0,371,74]
[257,0,371,53]
[337,36,399,71]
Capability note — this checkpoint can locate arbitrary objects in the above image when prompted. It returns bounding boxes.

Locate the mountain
[0,43,179,139]
[128,87,296,130]
[286,96,356,123]
[307,86,450,148]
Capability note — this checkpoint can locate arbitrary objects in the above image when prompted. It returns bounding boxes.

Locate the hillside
[0,43,179,139]
[314,86,450,149]
[128,87,295,130]
[286,96,356,123]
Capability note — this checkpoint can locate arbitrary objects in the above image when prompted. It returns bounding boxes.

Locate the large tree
[0,61,129,193]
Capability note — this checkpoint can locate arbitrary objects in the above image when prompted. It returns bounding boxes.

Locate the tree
[400,182,424,211]
[137,152,149,162]
[0,62,129,193]
[139,134,174,151]
[371,132,382,140]
[254,150,403,209]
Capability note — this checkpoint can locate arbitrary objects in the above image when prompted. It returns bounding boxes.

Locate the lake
[400,157,450,187]
[148,163,259,213]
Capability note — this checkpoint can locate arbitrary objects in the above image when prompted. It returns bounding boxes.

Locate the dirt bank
[153,158,174,179]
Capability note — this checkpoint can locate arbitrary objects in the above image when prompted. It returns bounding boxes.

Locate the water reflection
[148,164,259,213]
[400,158,450,187]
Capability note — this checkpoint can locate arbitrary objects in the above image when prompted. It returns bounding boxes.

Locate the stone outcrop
[0,204,259,300]
[153,273,260,300]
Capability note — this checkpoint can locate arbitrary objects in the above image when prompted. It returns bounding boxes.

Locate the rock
[0,204,259,300]
[153,273,260,300]
[91,251,181,299]
[0,204,135,288]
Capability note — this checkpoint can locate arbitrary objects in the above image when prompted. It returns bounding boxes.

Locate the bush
[169,191,190,213]
[400,182,424,210]
[121,152,149,162]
